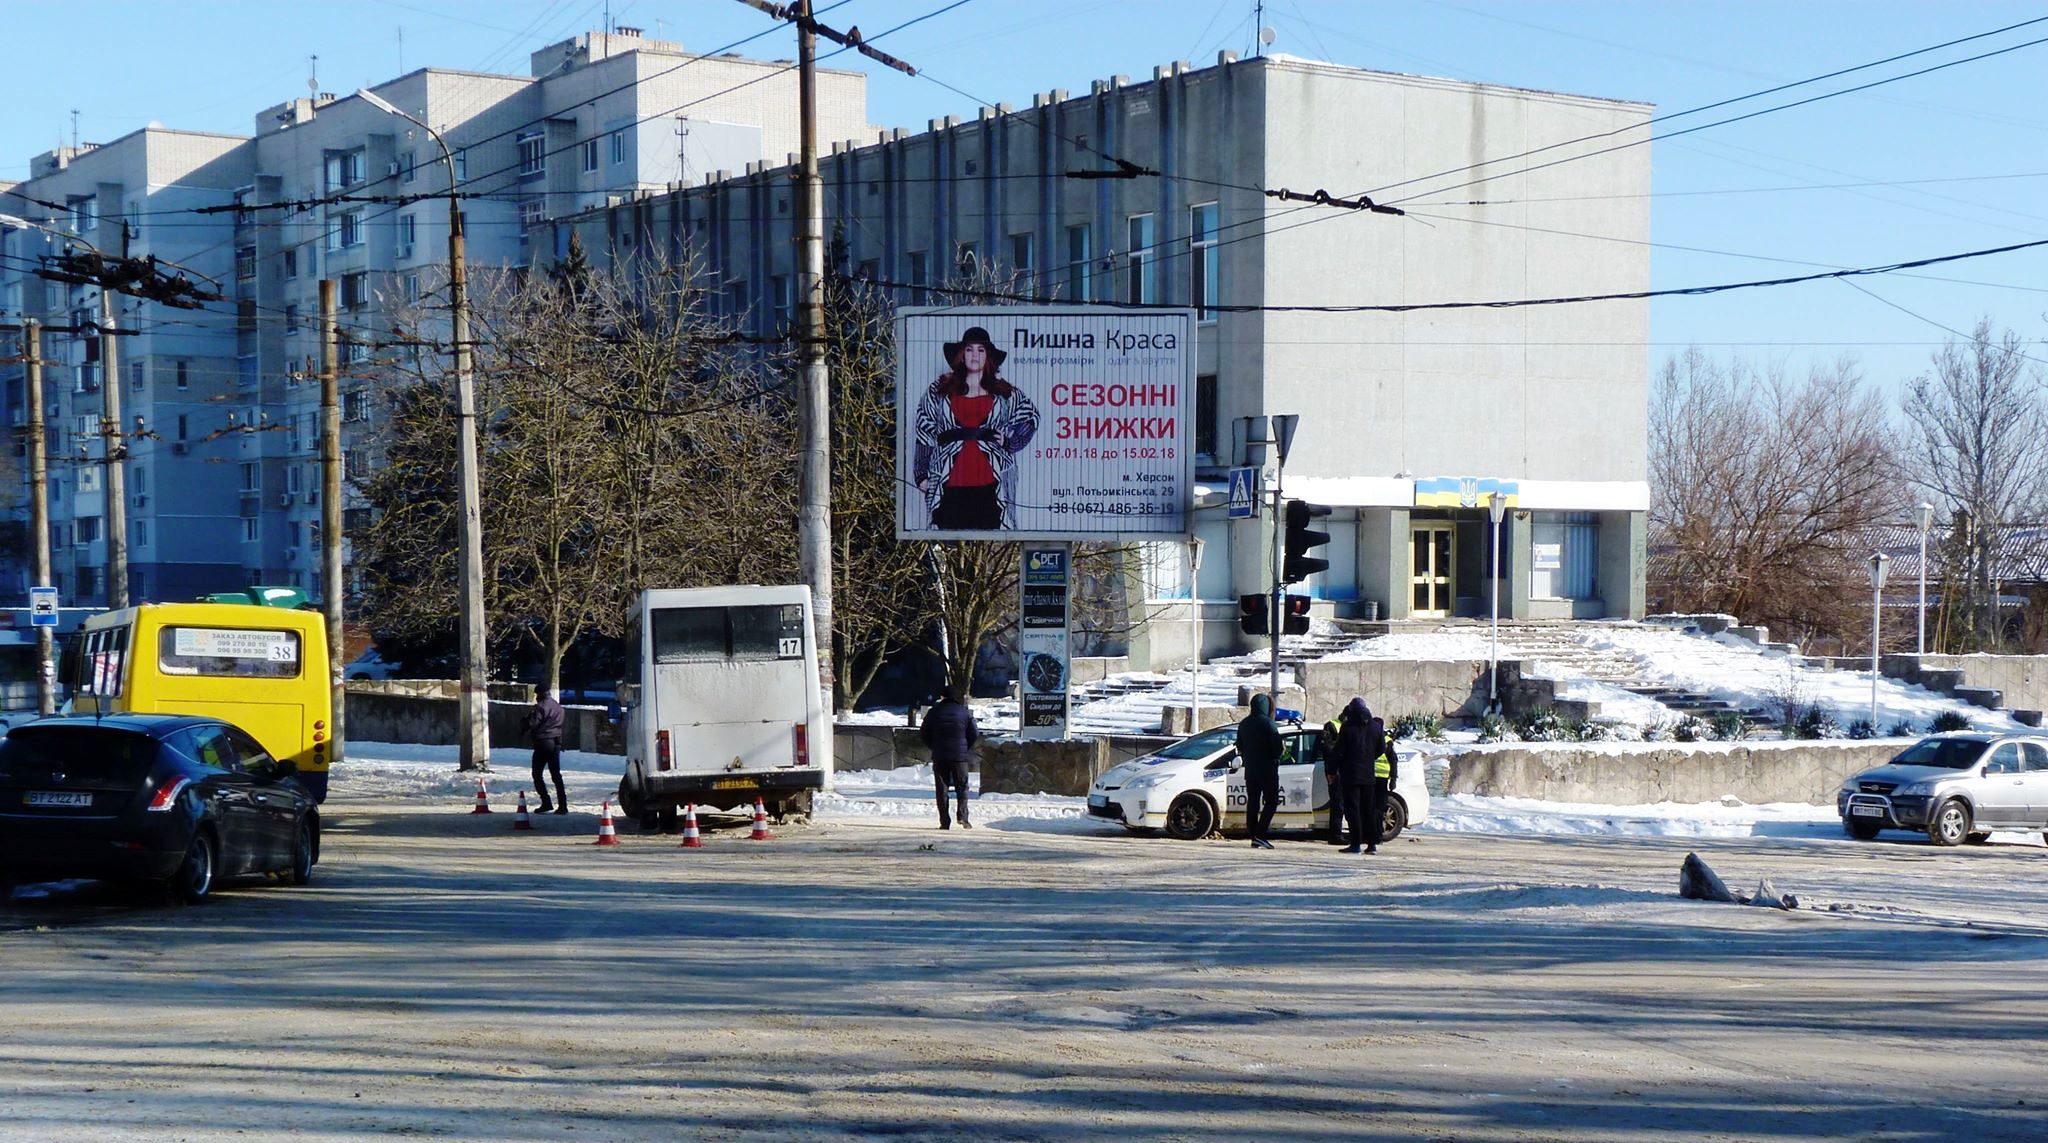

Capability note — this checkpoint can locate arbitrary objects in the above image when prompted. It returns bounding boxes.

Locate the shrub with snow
[1930,709,1972,733]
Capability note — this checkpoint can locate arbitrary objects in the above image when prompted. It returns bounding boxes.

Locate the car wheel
[1162,793,1217,840]
[288,820,315,886]
[1379,796,1408,842]
[1845,817,1881,841]
[1927,799,1972,847]
[175,829,217,904]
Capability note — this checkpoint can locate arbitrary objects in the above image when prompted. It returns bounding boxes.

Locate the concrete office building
[0,27,869,605]
[550,52,1653,668]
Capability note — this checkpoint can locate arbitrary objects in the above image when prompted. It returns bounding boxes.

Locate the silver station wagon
[1837,733,2048,846]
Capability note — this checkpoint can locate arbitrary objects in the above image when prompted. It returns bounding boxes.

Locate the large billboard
[895,306,1196,541]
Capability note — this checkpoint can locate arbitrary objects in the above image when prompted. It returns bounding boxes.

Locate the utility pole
[320,280,345,763]
[794,0,836,721]
[98,287,128,609]
[23,321,55,714]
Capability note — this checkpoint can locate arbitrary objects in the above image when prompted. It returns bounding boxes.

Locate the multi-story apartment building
[551,52,1654,667]
[0,27,869,605]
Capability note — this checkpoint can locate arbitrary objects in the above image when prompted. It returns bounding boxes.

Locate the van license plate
[1851,804,1885,817]
[26,791,93,807]
[713,777,756,790]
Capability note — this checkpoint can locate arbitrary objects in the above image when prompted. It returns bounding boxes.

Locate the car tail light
[656,729,672,772]
[146,777,191,812]
[793,723,809,768]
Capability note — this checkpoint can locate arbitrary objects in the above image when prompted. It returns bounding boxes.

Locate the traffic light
[1238,593,1269,636]
[1283,499,1333,584]
[1282,593,1313,636]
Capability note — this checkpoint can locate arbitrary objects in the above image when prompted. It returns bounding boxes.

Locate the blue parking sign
[29,586,58,627]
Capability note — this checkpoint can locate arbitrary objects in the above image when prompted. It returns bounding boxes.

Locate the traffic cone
[471,777,492,814]
[513,791,534,831]
[593,799,619,846]
[748,796,774,841]
[679,803,702,848]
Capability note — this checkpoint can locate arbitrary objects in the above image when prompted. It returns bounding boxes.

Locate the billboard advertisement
[896,306,1196,541]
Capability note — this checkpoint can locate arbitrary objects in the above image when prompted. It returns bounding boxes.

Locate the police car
[1086,722,1431,841]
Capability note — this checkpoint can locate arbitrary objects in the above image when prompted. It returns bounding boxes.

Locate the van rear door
[650,602,813,774]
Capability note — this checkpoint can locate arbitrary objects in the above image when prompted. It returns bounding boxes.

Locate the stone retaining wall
[1299,658,1594,725]
[1444,740,1908,805]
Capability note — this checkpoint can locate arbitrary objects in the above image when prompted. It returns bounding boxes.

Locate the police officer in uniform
[1365,717,1398,854]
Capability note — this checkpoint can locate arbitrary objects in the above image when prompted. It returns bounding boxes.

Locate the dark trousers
[933,759,971,825]
[1366,776,1391,850]
[1332,776,1366,847]
[932,483,1001,530]
[532,741,565,807]
[1243,765,1280,840]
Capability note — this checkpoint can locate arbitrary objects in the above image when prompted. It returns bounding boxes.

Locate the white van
[616,586,830,828]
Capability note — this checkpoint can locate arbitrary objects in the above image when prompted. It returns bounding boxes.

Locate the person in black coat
[919,686,979,829]
[1329,696,1380,853]
[523,690,568,813]
[1236,692,1285,849]
[1364,717,1398,854]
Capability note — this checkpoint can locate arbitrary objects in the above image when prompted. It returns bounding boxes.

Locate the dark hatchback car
[0,714,319,903]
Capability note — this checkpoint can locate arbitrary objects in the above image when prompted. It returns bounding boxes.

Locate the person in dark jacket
[1317,713,1346,845]
[1236,692,1285,849]
[523,690,568,814]
[919,686,979,829]
[1329,697,1380,853]
[1364,717,1398,854]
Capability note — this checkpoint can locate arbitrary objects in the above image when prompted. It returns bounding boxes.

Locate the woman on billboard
[913,326,1039,530]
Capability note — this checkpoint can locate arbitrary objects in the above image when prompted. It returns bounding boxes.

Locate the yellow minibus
[67,601,335,801]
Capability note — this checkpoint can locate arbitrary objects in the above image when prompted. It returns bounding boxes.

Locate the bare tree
[1902,318,2048,649]
[1650,348,1898,647]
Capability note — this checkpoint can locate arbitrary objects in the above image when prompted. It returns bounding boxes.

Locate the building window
[69,196,96,233]
[518,199,545,241]
[1066,224,1092,302]
[340,272,368,310]
[1009,233,1032,279]
[907,251,928,305]
[78,466,100,493]
[324,149,365,191]
[287,466,302,494]
[345,450,370,479]
[1195,374,1218,459]
[283,249,297,279]
[1529,512,1600,601]
[454,149,467,181]
[398,214,416,248]
[726,280,747,316]
[176,414,188,441]
[399,152,416,183]
[284,304,300,333]
[77,516,101,544]
[610,130,626,164]
[134,519,147,546]
[242,518,260,543]
[235,246,257,280]
[403,273,420,302]
[129,361,144,391]
[1127,214,1155,305]
[581,138,600,173]
[1191,202,1219,321]
[175,361,189,390]
[517,132,545,176]
[344,391,371,423]
[240,462,259,492]
[133,465,145,494]
[328,212,362,249]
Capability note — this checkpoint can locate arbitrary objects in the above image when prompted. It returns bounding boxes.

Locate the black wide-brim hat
[943,326,1006,370]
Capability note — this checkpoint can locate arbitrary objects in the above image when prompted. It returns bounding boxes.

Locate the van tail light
[793,723,810,768]
[656,729,672,772]
[146,777,191,813]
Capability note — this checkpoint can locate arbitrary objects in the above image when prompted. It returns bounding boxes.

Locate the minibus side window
[156,626,302,679]
[76,625,130,697]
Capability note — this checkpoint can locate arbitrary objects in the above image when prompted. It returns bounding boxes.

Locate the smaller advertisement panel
[1017,545,1071,739]
[172,627,299,663]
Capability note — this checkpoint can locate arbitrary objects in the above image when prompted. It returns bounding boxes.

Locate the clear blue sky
[4,0,2044,390]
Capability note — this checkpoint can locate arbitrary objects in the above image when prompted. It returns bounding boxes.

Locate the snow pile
[1420,793,1838,840]
[818,763,1113,832]
[1321,632,1496,661]
[339,740,625,806]
[1577,625,2025,732]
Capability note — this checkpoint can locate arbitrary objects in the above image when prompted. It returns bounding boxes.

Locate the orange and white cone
[513,790,534,831]
[471,777,492,814]
[679,804,702,848]
[593,798,619,846]
[748,796,774,841]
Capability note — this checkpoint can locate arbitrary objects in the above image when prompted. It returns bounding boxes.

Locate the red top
[945,394,997,487]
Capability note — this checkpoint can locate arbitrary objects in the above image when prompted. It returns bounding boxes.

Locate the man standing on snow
[1237,693,1285,849]
[1365,716,1398,855]
[919,685,979,829]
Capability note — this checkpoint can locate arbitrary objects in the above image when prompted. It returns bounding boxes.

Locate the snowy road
[2,773,2046,1141]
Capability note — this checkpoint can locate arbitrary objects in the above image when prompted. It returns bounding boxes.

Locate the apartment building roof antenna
[308,54,319,95]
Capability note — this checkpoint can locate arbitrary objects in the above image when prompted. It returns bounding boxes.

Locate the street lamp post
[1488,492,1506,713]
[1187,535,1205,730]
[357,88,489,771]
[1870,552,1890,730]
[1917,502,1935,655]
